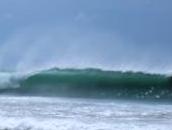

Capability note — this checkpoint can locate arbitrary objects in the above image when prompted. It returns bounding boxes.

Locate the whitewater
[0,68,172,130]
[0,96,172,130]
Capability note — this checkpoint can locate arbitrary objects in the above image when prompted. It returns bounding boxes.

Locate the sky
[0,0,172,73]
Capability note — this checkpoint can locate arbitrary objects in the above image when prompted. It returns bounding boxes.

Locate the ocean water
[0,96,172,130]
[0,68,172,130]
[0,68,172,99]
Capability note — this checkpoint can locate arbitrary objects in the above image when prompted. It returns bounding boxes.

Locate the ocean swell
[0,68,172,100]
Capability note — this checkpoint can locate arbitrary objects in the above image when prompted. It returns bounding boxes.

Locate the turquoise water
[0,68,172,100]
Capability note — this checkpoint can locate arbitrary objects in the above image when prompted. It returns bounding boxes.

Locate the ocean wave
[0,68,172,99]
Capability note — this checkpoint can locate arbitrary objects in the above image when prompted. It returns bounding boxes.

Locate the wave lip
[0,68,172,100]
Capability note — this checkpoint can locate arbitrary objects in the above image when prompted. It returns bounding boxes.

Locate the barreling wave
[0,68,172,100]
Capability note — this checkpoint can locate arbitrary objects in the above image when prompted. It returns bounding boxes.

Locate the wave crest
[0,68,172,100]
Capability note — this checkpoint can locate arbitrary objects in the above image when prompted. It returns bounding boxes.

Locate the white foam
[0,96,172,130]
[0,117,171,130]
[0,72,27,89]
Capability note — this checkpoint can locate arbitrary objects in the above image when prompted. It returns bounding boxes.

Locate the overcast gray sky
[0,0,172,73]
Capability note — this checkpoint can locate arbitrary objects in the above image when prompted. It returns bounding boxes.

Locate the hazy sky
[0,0,172,73]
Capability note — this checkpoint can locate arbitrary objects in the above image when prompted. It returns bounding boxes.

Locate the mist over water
[0,0,172,74]
[0,25,171,74]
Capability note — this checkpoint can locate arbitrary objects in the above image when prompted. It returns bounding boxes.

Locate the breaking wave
[0,68,172,100]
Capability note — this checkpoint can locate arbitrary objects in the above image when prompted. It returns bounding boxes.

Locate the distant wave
[0,68,172,100]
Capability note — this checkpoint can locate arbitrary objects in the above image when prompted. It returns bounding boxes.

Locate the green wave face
[0,68,172,100]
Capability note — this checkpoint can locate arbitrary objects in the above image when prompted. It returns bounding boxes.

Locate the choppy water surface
[0,96,172,130]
